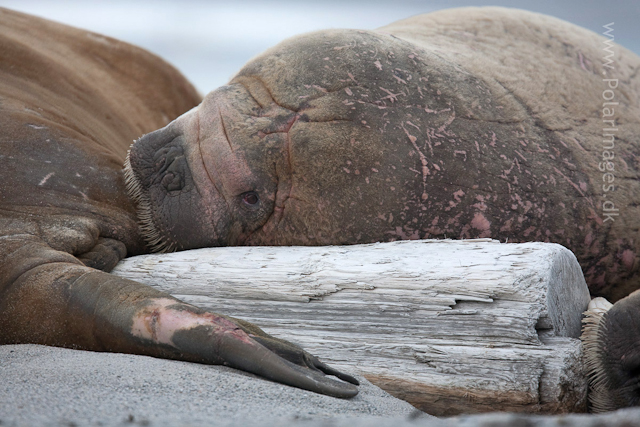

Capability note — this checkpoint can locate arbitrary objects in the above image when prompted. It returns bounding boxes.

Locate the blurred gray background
[2,0,638,94]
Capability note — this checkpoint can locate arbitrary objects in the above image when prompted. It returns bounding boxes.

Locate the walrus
[122,7,640,411]
[2,6,640,409]
[0,7,358,398]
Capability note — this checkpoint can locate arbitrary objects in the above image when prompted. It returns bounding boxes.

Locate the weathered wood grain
[112,239,591,415]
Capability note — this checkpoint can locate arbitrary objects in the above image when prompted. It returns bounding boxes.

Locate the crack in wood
[113,239,590,415]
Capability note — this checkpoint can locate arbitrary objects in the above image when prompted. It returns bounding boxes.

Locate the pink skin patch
[471,212,491,237]
[621,250,636,270]
[131,298,253,346]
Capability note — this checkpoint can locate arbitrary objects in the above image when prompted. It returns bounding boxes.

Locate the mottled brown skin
[126,8,640,409]
[0,8,358,398]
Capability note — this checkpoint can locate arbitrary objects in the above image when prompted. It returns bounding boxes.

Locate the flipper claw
[217,331,359,398]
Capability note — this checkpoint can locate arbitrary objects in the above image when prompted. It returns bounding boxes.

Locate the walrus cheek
[149,184,231,251]
[125,117,228,251]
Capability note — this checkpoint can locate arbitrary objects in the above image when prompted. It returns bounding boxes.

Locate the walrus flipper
[0,234,357,398]
[169,315,359,397]
[227,317,359,385]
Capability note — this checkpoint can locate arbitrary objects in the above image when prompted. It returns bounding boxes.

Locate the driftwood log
[112,239,591,416]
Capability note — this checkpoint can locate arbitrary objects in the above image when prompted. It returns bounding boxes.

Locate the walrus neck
[123,150,176,253]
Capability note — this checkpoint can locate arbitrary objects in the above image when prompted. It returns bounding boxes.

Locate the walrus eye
[242,191,259,206]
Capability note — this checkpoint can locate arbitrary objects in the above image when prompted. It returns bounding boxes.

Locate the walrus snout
[124,121,217,253]
[584,290,640,411]
[128,125,185,186]
[124,100,254,253]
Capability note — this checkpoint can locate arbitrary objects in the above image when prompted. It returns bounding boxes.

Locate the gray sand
[4,344,640,427]
[0,344,431,426]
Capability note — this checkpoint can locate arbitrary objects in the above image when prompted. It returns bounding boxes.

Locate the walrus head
[582,292,640,412]
[125,30,411,252]
[124,82,285,253]
[124,28,519,253]
[123,72,378,252]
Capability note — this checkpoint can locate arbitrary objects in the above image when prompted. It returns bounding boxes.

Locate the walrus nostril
[161,153,186,192]
[155,146,184,174]
[153,147,170,172]
[161,172,183,192]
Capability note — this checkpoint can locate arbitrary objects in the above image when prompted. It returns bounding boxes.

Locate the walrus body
[124,7,640,410]
[0,8,358,398]
[128,8,640,302]
[3,6,640,408]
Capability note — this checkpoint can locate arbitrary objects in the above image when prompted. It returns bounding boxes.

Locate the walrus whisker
[581,297,619,413]
[124,148,176,253]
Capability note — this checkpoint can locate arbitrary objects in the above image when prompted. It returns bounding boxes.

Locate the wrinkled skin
[126,8,640,410]
[0,8,358,399]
